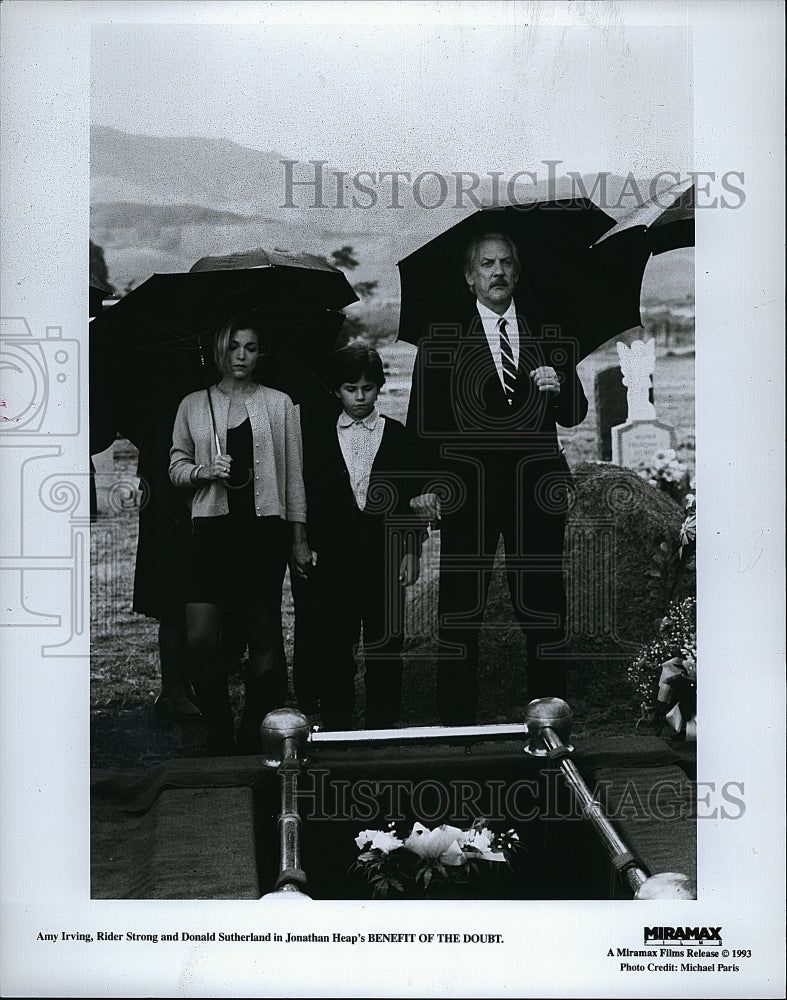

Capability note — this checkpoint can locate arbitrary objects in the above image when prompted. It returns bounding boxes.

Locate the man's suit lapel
[462,305,547,409]
[463,307,509,408]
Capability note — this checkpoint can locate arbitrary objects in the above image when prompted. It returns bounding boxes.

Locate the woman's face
[222,328,260,381]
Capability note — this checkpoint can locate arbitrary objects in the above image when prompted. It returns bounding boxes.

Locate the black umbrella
[89,283,113,319]
[592,177,695,255]
[105,247,358,337]
[396,198,616,347]
[90,248,356,452]
[100,247,355,384]
[576,178,695,354]
[95,247,355,382]
[396,184,694,358]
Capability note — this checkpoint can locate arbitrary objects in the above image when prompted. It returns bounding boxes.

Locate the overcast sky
[91,16,693,176]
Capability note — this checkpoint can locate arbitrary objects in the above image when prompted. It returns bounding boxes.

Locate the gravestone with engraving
[595,364,654,461]
[611,339,676,468]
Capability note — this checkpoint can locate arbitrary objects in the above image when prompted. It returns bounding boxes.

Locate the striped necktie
[498,317,517,404]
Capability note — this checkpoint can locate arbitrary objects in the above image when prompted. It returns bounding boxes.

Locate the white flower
[679,512,697,549]
[355,829,378,850]
[370,830,404,853]
[462,827,507,862]
[404,823,467,866]
[465,827,494,851]
[355,829,404,854]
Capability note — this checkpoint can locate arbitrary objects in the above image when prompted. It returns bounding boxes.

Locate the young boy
[296,342,422,730]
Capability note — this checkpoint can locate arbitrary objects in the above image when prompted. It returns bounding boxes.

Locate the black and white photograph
[1,1,784,997]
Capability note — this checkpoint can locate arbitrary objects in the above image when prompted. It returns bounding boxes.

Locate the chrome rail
[309,721,528,746]
[258,700,696,900]
[524,698,696,900]
[259,709,311,899]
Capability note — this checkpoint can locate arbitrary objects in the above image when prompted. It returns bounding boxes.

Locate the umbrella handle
[205,387,221,457]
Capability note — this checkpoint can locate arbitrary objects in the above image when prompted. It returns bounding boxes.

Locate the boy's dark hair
[330,341,386,389]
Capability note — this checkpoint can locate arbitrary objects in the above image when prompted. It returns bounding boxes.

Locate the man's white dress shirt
[476,298,520,391]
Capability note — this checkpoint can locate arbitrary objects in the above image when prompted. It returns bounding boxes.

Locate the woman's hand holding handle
[192,453,232,484]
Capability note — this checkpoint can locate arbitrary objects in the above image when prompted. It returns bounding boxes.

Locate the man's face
[464,237,519,314]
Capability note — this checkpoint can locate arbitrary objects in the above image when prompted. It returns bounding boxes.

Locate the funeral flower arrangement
[627,596,697,740]
[351,820,521,898]
[679,488,696,557]
[638,449,692,505]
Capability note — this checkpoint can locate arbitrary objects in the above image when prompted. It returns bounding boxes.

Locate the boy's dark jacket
[299,397,421,556]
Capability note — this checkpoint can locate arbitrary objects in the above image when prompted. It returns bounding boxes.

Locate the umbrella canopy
[104,247,358,351]
[89,282,114,319]
[575,179,695,354]
[396,185,694,358]
[90,248,356,450]
[396,198,617,349]
[592,177,695,255]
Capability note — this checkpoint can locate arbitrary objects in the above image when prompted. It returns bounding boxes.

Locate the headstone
[90,440,117,516]
[595,365,639,461]
[611,418,676,468]
[610,339,676,469]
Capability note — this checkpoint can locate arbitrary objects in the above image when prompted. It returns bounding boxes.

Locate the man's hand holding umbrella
[529,365,561,397]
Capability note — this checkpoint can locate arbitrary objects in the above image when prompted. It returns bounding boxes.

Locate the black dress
[184,418,290,607]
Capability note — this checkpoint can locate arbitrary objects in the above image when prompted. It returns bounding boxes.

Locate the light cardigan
[169,384,307,522]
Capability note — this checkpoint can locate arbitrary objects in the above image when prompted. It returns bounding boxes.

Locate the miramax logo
[644,926,722,947]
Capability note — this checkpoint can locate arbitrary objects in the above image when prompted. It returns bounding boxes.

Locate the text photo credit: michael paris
[0,1,784,998]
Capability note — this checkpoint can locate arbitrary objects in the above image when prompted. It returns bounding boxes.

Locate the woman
[169,315,312,754]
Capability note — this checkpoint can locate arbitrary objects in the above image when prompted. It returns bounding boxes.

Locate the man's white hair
[463,232,521,273]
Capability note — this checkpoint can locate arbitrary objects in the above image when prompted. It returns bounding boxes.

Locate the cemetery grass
[91,348,695,769]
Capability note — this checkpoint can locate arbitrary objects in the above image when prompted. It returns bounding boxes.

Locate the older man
[406,232,588,725]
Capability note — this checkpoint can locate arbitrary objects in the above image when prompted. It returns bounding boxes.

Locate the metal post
[524,698,696,900]
[259,709,312,899]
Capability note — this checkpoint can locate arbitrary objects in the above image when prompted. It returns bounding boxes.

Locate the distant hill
[90,127,288,212]
[90,125,694,309]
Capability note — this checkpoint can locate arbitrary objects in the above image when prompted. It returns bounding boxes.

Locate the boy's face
[336,376,380,420]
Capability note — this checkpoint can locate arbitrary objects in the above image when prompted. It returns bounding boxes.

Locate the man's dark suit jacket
[404,296,588,718]
[405,296,588,524]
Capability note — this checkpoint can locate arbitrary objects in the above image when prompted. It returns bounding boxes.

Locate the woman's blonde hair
[212,314,268,375]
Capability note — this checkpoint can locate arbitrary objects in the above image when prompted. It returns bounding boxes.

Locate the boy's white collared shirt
[336,406,385,510]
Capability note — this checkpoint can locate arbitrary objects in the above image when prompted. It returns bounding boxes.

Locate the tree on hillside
[354,280,379,301]
[330,245,359,271]
[312,245,387,346]
[89,239,116,294]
